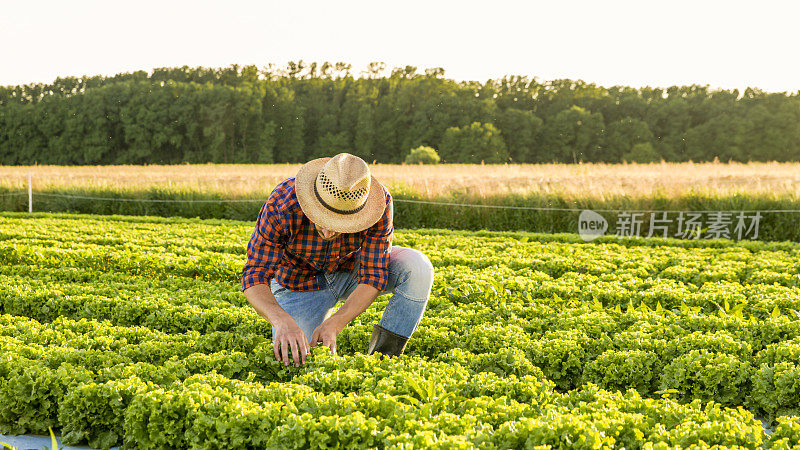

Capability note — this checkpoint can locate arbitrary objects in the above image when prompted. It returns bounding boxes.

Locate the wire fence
[1,189,800,213]
[389,198,800,214]
[33,192,262,203]
[0,192,27,198]
[4,187,800,242]
[3,174,800,184]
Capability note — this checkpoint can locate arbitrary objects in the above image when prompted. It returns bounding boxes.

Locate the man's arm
[309,193,393,353]
[241,191,309,366]
[241,198,285,292]
[309,284,380,354]
[243,283,309,366]
[356,193,393,292]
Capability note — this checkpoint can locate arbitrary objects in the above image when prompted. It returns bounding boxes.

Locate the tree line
[1,62,799,165]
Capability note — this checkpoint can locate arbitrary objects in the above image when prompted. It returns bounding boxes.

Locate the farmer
[241,153,434,367]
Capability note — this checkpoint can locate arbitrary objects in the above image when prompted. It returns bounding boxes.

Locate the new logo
[579,210,608,241]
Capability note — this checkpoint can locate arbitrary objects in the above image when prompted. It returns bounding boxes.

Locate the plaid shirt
[241,177,393,292]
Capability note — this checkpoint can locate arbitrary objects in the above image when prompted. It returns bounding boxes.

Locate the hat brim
[295,157,388,234]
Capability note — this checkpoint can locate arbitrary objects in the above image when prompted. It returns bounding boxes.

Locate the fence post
[28,172,32,213]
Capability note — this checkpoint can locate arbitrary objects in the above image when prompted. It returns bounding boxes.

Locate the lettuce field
[1,212,800,449]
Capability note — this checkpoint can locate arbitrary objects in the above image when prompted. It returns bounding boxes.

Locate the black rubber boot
[367,324,409,357]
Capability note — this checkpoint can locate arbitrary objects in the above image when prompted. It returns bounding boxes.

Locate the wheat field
[1,162,799,199]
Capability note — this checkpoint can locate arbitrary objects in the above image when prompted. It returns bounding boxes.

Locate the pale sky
[2,0,799,93]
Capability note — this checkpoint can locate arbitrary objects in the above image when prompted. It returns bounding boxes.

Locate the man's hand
[272,318,309,367]
[243,284,310,367]
[309,315,347,355]
[308,284,381,355]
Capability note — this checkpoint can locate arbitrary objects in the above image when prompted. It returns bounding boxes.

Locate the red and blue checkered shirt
[241,177,393,292]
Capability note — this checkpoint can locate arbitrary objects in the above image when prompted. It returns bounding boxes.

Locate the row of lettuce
[1,213,800,448]
[3,261,800,415]
[3,264,800,447]
[2,230,799,318]
[2,313,799,449]
[1,213,799,287]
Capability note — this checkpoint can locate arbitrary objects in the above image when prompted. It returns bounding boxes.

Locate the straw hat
[295,153,388,233]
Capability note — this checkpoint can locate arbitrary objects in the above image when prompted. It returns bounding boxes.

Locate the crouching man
[241,153,434,366]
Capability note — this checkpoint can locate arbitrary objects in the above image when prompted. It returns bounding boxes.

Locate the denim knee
[392,248,434,301]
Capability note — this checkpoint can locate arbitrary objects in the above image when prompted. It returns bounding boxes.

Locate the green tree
[542,106,605,163]
[495,108,543,162]
[622,142,660,163]
[353,104,376,161]
[684,114,747,162]
[645,96,692,162]
[604,117,655,162]
[439,122,508,163]
[270,86,305,163]
[4,62,800,165]
[741,99,800,161]
[404,145,440,164]
[315,132,351,159]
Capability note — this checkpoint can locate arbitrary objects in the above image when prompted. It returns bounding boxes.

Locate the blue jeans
[269,246,434,342]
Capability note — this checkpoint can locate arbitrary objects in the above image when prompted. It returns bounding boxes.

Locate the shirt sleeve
[358,192,393,291]
[241,195,287,292]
